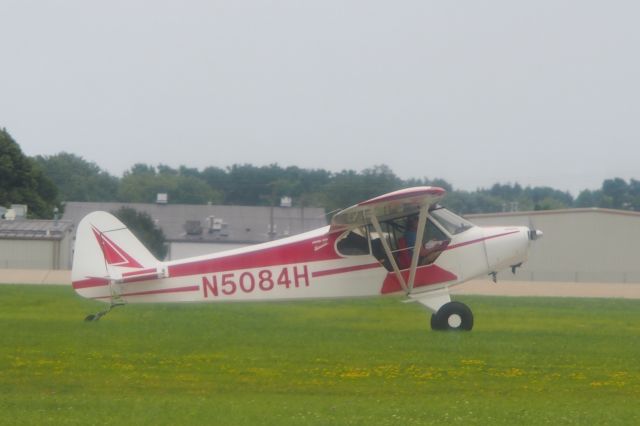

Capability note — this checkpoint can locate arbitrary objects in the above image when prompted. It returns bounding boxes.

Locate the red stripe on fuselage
[446,230,520,251]
[72,277,110,289]
[93,285,200,300]
[312,262,381,278]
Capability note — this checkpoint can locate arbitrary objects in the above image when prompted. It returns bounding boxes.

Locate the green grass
[1,285,639,425]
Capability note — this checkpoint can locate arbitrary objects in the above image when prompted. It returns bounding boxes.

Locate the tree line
[2,128,639,219]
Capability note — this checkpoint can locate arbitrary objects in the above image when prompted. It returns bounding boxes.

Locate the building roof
[0,219,74,241]
[62,202,327,244]
[466,207,640,220]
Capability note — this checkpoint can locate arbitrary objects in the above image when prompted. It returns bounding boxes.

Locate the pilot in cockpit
[401,214,448,267]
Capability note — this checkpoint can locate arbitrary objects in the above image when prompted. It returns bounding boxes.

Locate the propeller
[509,217,543,277]
[527,217,543,241]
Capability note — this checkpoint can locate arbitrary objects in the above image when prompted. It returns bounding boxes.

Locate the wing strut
[370,201,432,295]
[370,215,408,294]
[407,203,429,293]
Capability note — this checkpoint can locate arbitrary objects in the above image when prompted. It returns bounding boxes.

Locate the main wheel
[430,301,473,331]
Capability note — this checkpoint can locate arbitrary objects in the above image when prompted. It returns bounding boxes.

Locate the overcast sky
[1,1,638,195]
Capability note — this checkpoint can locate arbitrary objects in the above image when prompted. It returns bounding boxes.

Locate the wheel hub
[447,314,462,328]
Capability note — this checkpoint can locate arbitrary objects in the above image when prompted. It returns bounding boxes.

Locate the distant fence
[0,269,70,285]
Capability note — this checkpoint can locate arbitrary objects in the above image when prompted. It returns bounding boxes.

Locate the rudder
[71,211,164,300]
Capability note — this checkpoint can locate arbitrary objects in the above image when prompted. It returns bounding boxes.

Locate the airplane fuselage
[74,224,531,304]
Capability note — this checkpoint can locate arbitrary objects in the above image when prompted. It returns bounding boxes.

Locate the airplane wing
[331,186,446,228]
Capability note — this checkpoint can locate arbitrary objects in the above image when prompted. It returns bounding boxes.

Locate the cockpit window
[336,209,472,262]
[336,226,370,256]
[430,208,474,235]
[366,215,451,271]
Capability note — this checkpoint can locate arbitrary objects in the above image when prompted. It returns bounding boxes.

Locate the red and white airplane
[72,187,542,330]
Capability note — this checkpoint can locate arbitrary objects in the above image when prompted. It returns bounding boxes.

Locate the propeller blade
[529,229,543,240]
[528,217,543,241]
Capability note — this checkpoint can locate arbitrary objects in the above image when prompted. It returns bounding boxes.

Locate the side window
[336,227,370,256]
[368,216,419,270]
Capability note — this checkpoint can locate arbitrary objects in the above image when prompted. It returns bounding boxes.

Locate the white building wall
[0,231,73,270]
[0,240,57,269]
[468,210,640,283]
[58,233,74,269]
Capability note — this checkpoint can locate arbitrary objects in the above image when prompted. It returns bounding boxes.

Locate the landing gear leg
[430,301,474,331]
[84,301,125,322]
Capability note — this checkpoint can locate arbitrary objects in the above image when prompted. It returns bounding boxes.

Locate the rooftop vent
[207,216,228,234]
[280,196,292,208]
[184,220,203,235]
[10,204,27,219]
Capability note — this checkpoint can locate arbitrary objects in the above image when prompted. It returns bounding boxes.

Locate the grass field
[1,284,639,425]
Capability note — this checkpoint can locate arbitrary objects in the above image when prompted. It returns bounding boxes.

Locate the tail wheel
[430,301,473,331]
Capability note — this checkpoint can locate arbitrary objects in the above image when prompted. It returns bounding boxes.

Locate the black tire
[430,313,445,331]
[431,301,473,331]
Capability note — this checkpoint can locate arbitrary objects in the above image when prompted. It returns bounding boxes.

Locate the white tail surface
[72,211,162,300]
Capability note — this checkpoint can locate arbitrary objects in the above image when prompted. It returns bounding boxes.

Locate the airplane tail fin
[71,211,165,300]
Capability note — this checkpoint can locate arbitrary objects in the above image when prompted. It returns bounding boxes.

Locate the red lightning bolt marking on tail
[91,226,143,268]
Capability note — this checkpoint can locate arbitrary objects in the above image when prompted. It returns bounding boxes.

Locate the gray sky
[1,1,638,195]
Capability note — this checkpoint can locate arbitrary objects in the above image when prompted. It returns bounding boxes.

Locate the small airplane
[72,187,543,330]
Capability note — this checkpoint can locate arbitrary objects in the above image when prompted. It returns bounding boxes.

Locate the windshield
[430,208,474,235]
